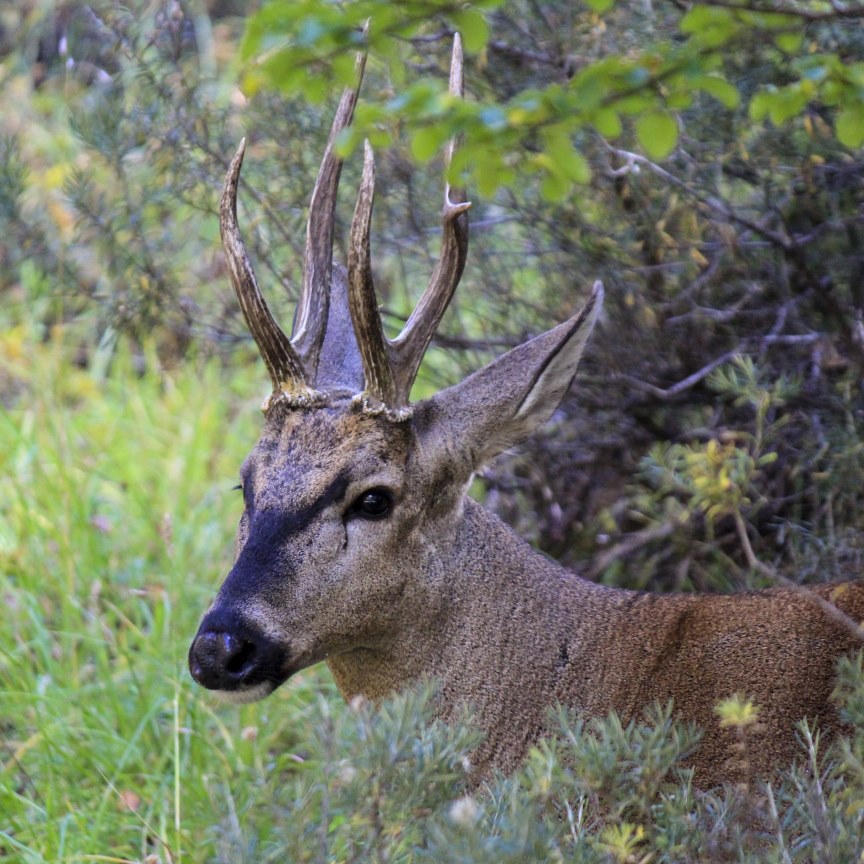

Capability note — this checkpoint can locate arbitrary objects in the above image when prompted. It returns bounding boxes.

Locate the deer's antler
[293,44,369,379]
[347,34,470,415]
[220,37,368,409]
[222,31,467,416]
[220,139,313,404]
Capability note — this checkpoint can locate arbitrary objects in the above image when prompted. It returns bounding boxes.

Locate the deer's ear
[415,283,603,470]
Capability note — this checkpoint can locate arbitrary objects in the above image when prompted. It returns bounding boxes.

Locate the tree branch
[695,0,864,20]
[605,145,795,252]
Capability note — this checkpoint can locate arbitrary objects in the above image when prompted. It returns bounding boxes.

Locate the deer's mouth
[212,680,279,705]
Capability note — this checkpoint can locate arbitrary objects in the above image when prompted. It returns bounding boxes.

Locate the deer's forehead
[242,408,410,503]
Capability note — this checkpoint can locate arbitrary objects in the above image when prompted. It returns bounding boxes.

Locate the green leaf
[541,172,569,202]
[542,128,591,184]
[775,31,804,54]
[749,86,809,126]
[768,87,809,125]
[585,0,616,12]
[680,6,739,47]
[635,111,678,160]
[745,10,798,29]
[259,47,305,93]
[447,146,472,185]
[301,73,329,104]
[410,126,446,162]
[565,150,591,183]
[615,93,654,116]
[667,91,694,110]
[474,151,503,197]
[334,127,360,158]
[387,81,439,115]
[837,105,864,149]
[388,53,408,88]
[331,52,358,87]
[368,127,392,150]
[592,108,622,139]
[450,8,490,53]
[693,75,740,109]
[749,90,773,122]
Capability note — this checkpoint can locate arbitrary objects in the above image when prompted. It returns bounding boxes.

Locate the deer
[188,35,864,787]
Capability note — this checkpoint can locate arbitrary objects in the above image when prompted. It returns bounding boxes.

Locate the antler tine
[390,33,471,405]
[347,141,399,411]
[220,139,311,405]
[292,40,369,380]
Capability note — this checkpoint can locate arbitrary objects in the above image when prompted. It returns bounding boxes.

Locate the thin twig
[618,349,742,400]
[734,511,864,642]
[606,146,794,251]
[697,0,864,19]
[589,520,681,577]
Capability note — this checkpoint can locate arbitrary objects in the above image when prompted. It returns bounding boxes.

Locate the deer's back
[576,581,864,785]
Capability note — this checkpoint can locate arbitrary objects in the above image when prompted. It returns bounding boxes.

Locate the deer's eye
[350,488,393,520]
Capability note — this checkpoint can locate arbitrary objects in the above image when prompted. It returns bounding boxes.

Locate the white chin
[212,682,273,704]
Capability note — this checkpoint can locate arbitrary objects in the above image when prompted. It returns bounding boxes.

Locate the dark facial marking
[250,470,352,542]
[222,471,353,600]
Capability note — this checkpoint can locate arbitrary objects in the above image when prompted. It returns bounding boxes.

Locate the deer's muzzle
[189,610,289,696]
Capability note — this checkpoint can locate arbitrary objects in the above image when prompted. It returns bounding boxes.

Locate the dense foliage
[2,0,862,586]
[1,0,863,860]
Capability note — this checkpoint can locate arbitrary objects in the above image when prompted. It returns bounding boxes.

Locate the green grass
[0,323,347,861]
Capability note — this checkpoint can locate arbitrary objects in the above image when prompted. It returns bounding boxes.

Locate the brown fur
[329,497,864,784]
[194,380,864,786]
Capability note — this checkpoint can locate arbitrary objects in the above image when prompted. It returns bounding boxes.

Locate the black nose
[189,614,287,692]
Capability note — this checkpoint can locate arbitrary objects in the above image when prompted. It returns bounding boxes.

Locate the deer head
[188,35,602,705]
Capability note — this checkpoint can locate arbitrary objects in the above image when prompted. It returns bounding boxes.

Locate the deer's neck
[328,497,650,774]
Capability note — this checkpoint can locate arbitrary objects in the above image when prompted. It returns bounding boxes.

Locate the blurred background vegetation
[1,0,863,860]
